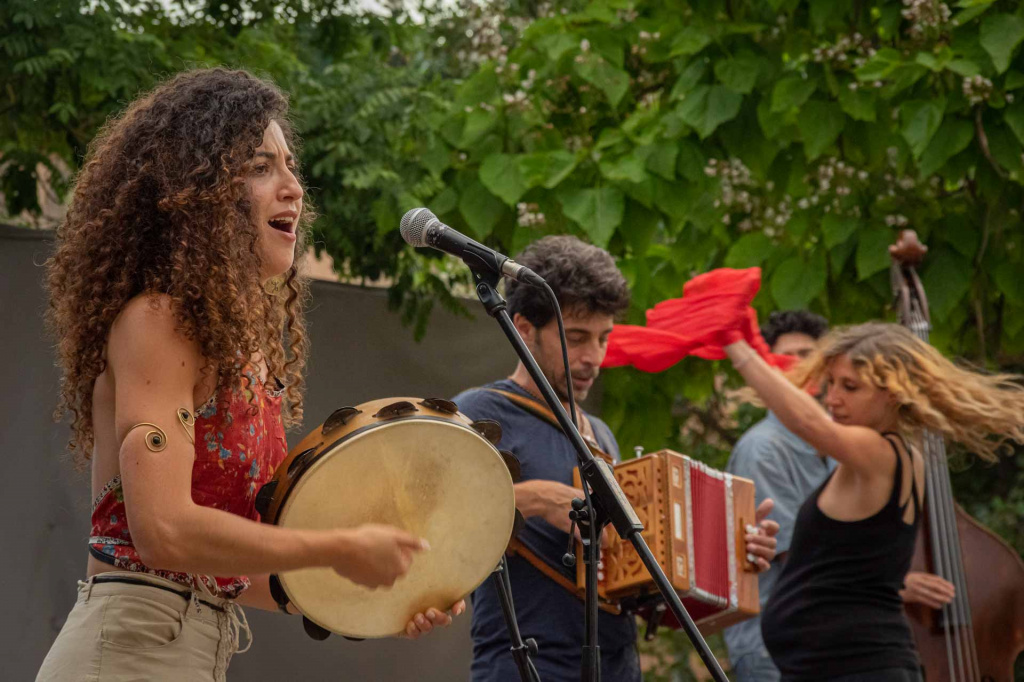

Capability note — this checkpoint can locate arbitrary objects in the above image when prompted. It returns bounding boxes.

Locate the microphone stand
[492,556,542,682]
[471,270,728,682]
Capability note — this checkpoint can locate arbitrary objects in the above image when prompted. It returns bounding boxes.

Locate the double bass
[889,231,1024,681]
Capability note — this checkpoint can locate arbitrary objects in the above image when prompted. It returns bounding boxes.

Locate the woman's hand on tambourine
[402,600,467,639]
[331,524,428,589]
[745,498,780,572]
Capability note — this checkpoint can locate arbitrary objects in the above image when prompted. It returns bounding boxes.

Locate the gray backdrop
[0,224,599,680]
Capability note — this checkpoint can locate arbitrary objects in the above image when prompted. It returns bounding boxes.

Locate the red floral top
[89,365,289,598]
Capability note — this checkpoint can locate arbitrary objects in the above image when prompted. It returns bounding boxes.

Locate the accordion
[571,449,760,634]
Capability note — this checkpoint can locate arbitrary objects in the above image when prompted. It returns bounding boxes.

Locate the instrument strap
[481,388,614,465]
[483,388,621,615]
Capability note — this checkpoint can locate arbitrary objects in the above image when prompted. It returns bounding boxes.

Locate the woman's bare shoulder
[108,294,202,378]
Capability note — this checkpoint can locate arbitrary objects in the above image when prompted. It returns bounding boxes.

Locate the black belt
[91,574,227,613]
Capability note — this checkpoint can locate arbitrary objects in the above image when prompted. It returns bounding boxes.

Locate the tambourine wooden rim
[256,397,517,638]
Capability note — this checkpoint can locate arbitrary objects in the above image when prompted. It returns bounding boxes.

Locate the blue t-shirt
[454,380,641,682]
[722,412,836,665]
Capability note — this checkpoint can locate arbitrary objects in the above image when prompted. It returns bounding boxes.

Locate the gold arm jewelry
[126,423,169,452]
[177,408,196,445]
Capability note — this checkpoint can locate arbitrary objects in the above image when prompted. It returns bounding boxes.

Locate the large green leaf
[771,76,817,113]
[559,187,625,247]
[675,140,706,181]
[479,154,527,207]
[458,178,504,237]
[676,85,743,139]
[980,13,1024,74]
[714,51,761,94]
[725,232,773,268]
[855,229,893,281]
[855,48,902,81]
[429,187,458,217]
[518,150,579,189]
[455,65,500,108]
[461,108,498,148]
[920,250,973,319]
[900,100,944,159]
[918,119,974,177]
[622,199,661,254]
[575,56,630,107]
[771,252,826,308]
[535,32,579,62]
[838,87,876,122]
[821,214,861,249]
[798,101,846,160]
[994,260,1024,305]
[670,60,708,101]
[646,142,678,181]
[600,147,653,184]
[668,27,711,57]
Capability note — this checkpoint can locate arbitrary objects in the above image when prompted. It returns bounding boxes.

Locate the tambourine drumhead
[277,418,516,638]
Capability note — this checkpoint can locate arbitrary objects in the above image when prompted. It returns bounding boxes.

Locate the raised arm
[724,340,892,474]
[109,294,424,584]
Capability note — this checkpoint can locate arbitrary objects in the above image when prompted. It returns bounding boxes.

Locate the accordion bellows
[574,450,760,633]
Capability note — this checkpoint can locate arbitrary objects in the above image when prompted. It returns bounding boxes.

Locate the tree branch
[975,107,1007,179]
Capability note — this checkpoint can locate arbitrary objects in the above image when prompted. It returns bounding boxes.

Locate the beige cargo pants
[36,571,251,682]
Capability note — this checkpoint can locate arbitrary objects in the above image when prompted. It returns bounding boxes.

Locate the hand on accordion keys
[745,498,780,572]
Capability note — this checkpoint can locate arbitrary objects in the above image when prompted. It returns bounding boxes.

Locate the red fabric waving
[602,267,796,372]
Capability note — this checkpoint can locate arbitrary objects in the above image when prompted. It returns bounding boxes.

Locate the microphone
[400,208,545,286]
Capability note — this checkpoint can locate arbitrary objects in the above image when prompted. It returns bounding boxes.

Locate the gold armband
[126,423,169,452]
[126,408,196,452]
[177,408,196,445]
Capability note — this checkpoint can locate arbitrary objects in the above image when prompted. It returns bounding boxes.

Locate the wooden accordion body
[574,449,760,633]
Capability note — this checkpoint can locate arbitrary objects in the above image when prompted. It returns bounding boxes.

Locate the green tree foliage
[357,0,1024,578]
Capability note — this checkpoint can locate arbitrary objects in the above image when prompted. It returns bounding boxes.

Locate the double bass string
[929,430,966,679]
[933,431,981,681]
[909,302,980,681]
[923,430,959,679]
[904,283,962,680]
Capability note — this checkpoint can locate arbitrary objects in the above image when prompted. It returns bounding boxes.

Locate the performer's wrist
[726,341,756,369]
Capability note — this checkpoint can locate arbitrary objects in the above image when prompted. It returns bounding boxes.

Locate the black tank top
[761,434,922,681]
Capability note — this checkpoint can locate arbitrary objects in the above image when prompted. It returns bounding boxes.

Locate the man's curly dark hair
[506,236,630,327]
[760,310,829,348]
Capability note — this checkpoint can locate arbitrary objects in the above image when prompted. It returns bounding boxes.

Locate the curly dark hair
[760,310,829,348]
[506,236,630,327]
[46,68,312,461]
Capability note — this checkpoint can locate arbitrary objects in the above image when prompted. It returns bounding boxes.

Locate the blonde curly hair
[790,322,1024,462]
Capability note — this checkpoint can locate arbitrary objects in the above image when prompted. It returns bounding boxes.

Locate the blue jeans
[731,646,781,682]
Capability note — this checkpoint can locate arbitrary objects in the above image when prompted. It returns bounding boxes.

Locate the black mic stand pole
[491,556,542,682]
[471,271,728,682]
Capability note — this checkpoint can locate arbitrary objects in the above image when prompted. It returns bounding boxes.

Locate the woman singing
[724,323,1024,682]
[38,68,462,682]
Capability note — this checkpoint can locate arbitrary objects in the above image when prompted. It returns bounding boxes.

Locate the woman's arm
[109,295,424,584]
[724,340,892,474]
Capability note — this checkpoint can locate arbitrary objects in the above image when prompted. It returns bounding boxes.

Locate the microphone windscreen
[399,208,435,247]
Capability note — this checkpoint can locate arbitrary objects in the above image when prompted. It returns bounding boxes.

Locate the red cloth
[602,267,796,372]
